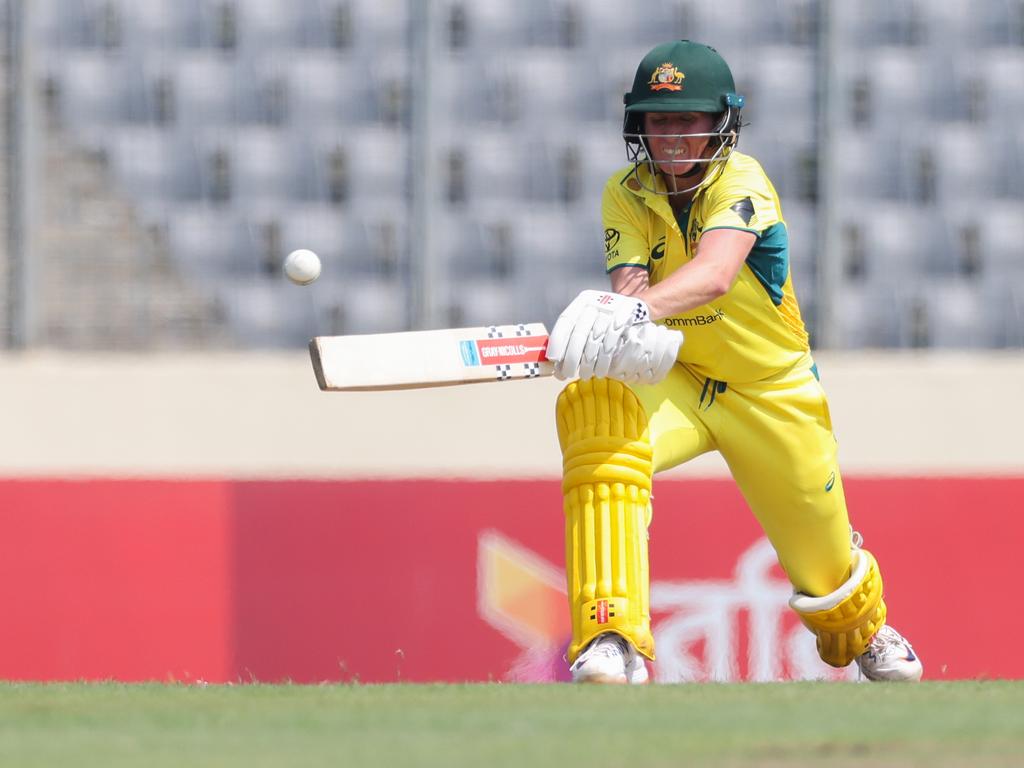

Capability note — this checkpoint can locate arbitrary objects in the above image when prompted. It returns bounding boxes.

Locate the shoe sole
[861,668,923,682]
[572,671,629,684]
[573,665,650,685]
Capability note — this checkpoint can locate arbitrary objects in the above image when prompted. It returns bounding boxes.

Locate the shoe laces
[578,635,627,664]
[593,635,627,658]
[865,626,907,661]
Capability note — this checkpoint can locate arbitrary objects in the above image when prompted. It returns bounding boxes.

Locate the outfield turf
[1,681,1022,768]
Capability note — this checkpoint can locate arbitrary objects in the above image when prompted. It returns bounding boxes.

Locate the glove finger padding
[554,305,598,380]
[609,323,683,386]
[577,311,613,380]
[546,292,594,370]
[609,327,647,382]
[642,326,684,384]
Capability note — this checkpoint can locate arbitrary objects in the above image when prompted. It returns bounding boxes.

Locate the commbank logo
[663,309,725,327]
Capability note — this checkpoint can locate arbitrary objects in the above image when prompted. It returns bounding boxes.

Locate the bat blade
[309,323,554,391]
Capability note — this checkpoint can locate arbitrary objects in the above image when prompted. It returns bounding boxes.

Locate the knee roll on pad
[557,378,656,663]
[789,548,887,668]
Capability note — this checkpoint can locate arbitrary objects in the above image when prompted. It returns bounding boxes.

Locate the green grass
[1,681,1022,767]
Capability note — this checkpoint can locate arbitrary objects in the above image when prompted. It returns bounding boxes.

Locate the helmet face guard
[623,104,743,195]
[621,40,745,196]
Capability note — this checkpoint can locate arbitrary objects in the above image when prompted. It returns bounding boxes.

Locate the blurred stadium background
[0,0,1022,685]
[3,0,1023,348]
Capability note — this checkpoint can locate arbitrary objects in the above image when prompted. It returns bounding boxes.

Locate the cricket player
[546,40,922,683]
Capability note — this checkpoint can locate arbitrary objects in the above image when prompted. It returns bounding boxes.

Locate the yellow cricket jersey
[602,151,810,384]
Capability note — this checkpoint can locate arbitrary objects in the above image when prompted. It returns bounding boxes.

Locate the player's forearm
[634,259,731,320]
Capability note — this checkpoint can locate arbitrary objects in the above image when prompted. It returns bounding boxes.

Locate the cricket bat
[309,323,554,391]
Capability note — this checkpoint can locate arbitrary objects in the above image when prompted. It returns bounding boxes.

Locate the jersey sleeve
[700,159,782,237]
[602,176,651,273]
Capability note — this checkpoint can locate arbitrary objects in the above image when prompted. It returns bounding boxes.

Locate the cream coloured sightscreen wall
[0,352,1022,478]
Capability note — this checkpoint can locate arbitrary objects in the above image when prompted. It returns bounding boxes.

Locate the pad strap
[789,548,887,667]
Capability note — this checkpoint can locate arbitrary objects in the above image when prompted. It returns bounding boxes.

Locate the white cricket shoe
[570,633,649,684]
[855,625,923,682]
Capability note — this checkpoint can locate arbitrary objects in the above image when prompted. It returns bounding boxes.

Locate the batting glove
[608,321,683,385]
[546,290,653,381]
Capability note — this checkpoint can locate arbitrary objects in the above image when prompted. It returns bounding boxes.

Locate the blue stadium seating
[29,0,1024,348]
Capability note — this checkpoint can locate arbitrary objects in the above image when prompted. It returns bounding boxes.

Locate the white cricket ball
[283,248,322,285]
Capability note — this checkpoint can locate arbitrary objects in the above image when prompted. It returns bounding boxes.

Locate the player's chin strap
[789,531,887,668]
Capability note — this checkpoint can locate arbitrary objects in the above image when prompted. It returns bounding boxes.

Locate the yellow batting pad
[557,378,655,663]
[789,548,887,667]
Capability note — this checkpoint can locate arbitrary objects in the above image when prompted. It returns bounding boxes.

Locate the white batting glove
[608,322,683,385]
[545,290,652,381]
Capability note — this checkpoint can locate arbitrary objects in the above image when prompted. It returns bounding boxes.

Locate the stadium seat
[335,125,409,204]
[978,201,1024,274]
[49,51,132,132]
[743,46,816,141]
[862,46,935,127]
[983,0,1024,46]
[229,127,317,204]
[514,205,602,285]
[924,0,984,48]
[436,54,517,124]
[914,277,991,349]
[448,278,524,328]
[579,0,679,49]
[173,52,241,127]
[831,130,905,200]
[233,0,306,51]
[439,0,532,50]
[455,131,554,205]
[104,126,202,204]
[333,276,409,333]
[285,52,382,126]
[215,276,320,346]
[505,49,606,125]
[983,274,1024,347]
[350,0,410,53]
[982,47,1024,124]
[121,0,201,50]
[836,0,927,46]
[166,206,250,278]
[836,282,907,348]
[768,0,820,45]
[437,212,490,276]
[839,202,929,284]
[930,124,1002,204]
[32,0,83,48]
[687,0,766,47]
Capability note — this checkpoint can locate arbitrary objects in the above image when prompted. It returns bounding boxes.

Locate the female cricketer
[545,40,922,684]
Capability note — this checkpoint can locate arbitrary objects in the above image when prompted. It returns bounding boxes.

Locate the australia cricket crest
[649,62,685,91]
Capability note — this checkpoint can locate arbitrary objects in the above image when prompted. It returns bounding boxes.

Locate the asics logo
[605,228,621,252]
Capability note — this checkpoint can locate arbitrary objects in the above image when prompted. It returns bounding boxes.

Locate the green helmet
[622,40,745,194]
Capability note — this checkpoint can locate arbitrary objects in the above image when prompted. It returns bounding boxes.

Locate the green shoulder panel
[744,222,789,306]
